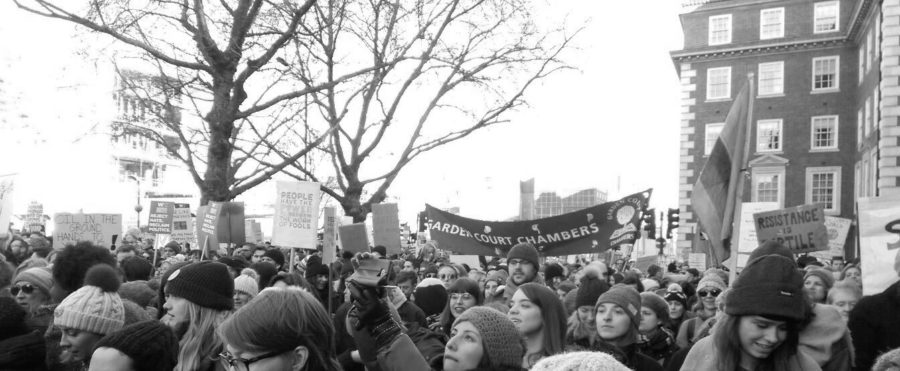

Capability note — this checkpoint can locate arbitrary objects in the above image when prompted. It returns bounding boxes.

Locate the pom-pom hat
[234,269,259,298]
[54,264,125,335]
[93,320,178,371]
[452,307,524,369]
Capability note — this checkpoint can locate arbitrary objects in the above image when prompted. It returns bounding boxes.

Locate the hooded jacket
[680,336,822,371]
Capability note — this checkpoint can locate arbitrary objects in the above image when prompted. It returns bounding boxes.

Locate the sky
[0,1,685,226]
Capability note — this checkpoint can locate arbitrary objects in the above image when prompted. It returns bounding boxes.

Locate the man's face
[508,258,536,285]
[260,256,279,269]
[397,280,414,299]
[233,246,250,258]
[162,248,175,258]
[252,249,266,263]
[831,259,845,272]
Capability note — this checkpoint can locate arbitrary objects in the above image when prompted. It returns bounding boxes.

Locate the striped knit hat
[53,264,124,335]
[234,269,260,297]
[452,307,524,369]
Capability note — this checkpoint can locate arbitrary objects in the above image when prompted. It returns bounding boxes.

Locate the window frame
[814,1,839,34]
[805,166,842,214]
[758,61,785,96]
[756,119,783,153]
[704,123,725,156]
[709,14,733,45]
[706,67,732,101]
[811,56,840,92]
[760,8,785,40]
[810,115,839,151]
[751,167,785,207]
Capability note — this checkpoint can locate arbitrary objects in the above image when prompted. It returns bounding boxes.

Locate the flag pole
[728,73,755,282]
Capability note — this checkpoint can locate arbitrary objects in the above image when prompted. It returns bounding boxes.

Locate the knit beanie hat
[576,268,610,308]
[452,307,524,369]
[372,245,387,257]
[14,267,53,297]
[557,281,576,294]
[262,249,286,268]
[595,285,642,329]
[249,262,278,291]
[564,287,579,315]
[507,242,539,268]
[748,240,794,263]
[726,255,805,321]
[696,275,726,293]
[118,281,157,308]
[120,256,154,282]
[804,268,835,290]
[164,261,234,310]
[531,351,631,371]
[663,290,688,308]
[414,277,448,316]
[54,264,125,335]
[234,269,260,298]
[544,263,564,283]
[640,292,669,324]
[122,299,152,325]
[642,279,661,292]
[93,320,179,371]
[0,297,29,341]
[163,241,181,255]
[703,268,729,286]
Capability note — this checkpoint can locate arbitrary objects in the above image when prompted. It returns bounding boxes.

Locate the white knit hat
[53,264,124,335]
[233,268,259,297]
[531,351,631,371]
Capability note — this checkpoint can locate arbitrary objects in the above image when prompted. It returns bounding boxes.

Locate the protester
[594,285,662,371]
[663,290,692,336]
[217,256,250,279]
[849,258,900,371]
[566,263,608,349]
[120,256,154,282]
[544,263,565,289]
[437,263,460,289]
[675,275,724,349]
[162,241,181,260]
[680,255,819,371]
[250,246,267,263]
[504,243,546,300]
[803,268,834,304]
[443,307,524,371]
[840,264,862,290]
[13,267,54,333]
[233,268,259,311]
[4,236,30,266]
[415,277,449,331]
[248,261,278,292]
[0,296,47,370]
[531,351,632,371]
[395,270,418,300]
[637,292,678,364]
[88,320,179,371]
[872,347,900,371]
[439,278,484,336]
[507,282,566,369]
[218,287,342,371]
[483,270,507,304]
[270,271,316,293]
[261,249,286,271]
[826,280,861,322]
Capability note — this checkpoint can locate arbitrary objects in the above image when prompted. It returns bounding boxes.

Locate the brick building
[672,0,900,258]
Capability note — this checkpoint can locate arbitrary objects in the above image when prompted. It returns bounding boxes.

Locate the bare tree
[256,0,578,221]
[14,0,394,203]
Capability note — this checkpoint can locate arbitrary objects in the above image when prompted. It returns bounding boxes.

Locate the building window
[875,86,880,127]
[858,109,864,147]
[705,123,725,156]
[876,14,882,58]
[752,168,785,206]
[759,62,784,96]
[760,8,785,39]
[814,1,839,33]
[709,14,732,45]
[869,148,878,196]
[707,67,731,100]
[812,56,839,91]
[865,97,872,137]
[868,29,875,71]
[806,167,841,213]
[859,46,866,83]
[757,119,782,153]
[811,116,838,150]
[854,162,861,198]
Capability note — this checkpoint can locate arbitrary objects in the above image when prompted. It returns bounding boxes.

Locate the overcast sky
[0,1,684,224]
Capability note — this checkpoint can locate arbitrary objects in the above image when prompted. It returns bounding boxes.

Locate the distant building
[532,188,608,219]
[671,0,898,258]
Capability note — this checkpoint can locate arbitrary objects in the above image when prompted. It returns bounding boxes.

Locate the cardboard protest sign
[216,202,245,245]
[196,204,219,253]
[170,203,196,247]
[338,223,369,254]
[147,201,174,234]
[735,202,779,253]
[427,190,651,256]
[53,213,123,250]
[858,195,900,295]
[449,254,481,269]
[634,255,659,274]
[26,201,44,233]
[272,181,321,248]
[322,207,339,264]
[0,175,14,236]
[688,253,707,270]
[753,204,828,254]
[372,203,402,255]
[810,216,852,261]
[244,220,264,244]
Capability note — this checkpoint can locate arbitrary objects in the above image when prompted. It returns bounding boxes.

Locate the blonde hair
[174,301,229,371]
[565,309,597,346]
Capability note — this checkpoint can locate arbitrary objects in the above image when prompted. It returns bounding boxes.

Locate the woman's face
[698,288,720,309]
[161,295,190,335]
[639,307,661,333]
[224,344,299,371]
[403,261,415,272]
[576,305,595,326]
[596,303,631,341]
[667,300,685,320]
[844,267,861,282]
[484,281,499,297]
[803,276,827,303]
[10,240,27,256]
[14,281,49,312]
[443,321,484,371]
[449,292,477,317]
[508,289,543,336]
[438,267,458,288]
[738,315,788,360]
[59,327,103,363]
[233,291,252,310]
[828,289,859,322]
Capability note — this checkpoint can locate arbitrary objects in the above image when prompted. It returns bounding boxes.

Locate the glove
[347,279,390,330]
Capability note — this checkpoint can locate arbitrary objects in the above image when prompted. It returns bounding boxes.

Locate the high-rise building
[671,0,899,258]
[533,188,609,219]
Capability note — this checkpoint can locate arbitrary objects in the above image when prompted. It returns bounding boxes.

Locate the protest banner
[0,175,14,237]
[426,190,651,256]
[338,223,369,254]
[147,201,174,234]
[272,181,321,249]
[858,194,900,295]
[196,204,220,254]
[810,216,852,261]
[53,213,123,250]
[26,201,44,233]
[735,202,779,253]
[373,203,402,255]
[688,253,707,270]
[244,219,264,244]
[634,255,660,273]
[753,204,828,254]
[170,203,196,247]
[216,202,246,245]
[322,207,338,264]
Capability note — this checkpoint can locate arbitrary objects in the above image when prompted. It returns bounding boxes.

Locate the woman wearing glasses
[438,278,484,336]
[12,267,55,333]
[675,275,726,349]
[217,286,341,371]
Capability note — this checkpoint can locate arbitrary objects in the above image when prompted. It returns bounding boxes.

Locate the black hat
[726,255,805,321]
[164,262,233,310]
[218,256,250,271]
[120,256,154,282]
[249,262,279,291]
[163,241,182,255]
[94,320,178,371]
[575,268,610,308]
[544,263,564,283]
[262,249,286,268]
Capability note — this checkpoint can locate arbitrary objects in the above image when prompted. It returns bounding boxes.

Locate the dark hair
[270,271,317,299]
[249,262,279,291]
[517,283,567,358]
[394,270,418,287]
[686,268,701,278]
[440,278,484,335]
[621,272,644,293]
[120,256,154,282]
[647,264,662,277]
[116,245,137,254]
[711,313,802,371]
[52,241,117,293]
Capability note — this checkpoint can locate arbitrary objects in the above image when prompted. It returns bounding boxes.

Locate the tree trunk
[200,75,237,205]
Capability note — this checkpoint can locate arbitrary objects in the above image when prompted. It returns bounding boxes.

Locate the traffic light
[418,211,427,232]
[641,208,656,239]
[666,208,680,239]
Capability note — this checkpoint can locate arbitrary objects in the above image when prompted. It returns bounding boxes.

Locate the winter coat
[680,336,822,371]
[849,279,900,370]
[0,330,47,371]
[638,327,679,365]
[798,304,853,371]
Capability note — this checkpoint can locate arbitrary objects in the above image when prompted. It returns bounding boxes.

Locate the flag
[691,76,755,266]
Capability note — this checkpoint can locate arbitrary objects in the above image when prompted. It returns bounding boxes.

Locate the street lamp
[128,175,143,227]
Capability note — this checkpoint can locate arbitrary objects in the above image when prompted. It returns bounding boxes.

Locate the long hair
[518,283,567,357]
[565,309,597,346]
[440,278,484,335]
[710,314,802,371]
[175,301,229,371]
[218,287,341,371]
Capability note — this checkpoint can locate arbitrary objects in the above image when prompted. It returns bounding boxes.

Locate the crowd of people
[1,229,900,371]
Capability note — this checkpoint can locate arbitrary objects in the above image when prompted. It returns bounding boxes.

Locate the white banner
[272,181,321,248]
[0,175,14,237]
[858,195,900,295]
[53,213,123,250]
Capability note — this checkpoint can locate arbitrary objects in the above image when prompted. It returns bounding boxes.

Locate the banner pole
[290,248,296,273]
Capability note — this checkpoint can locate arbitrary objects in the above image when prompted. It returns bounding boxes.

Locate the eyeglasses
[11,283,35,296]
[698,289,721,298]
[439,274,457,281]
[219,350,283,371]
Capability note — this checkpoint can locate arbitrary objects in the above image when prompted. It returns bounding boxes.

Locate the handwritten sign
[688,253,707,270]
[735,202,779,253]
[754,204,828,254]
[373,203,402,255]
[272,181,321,248]
[323,207,338,264]
[170,203,196,247]
[810,216,852,260]
[338,223,369,254]
[53,213,123,250]
[858,194,900,295]
[26,201,44,233]
[148,201,174,234]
